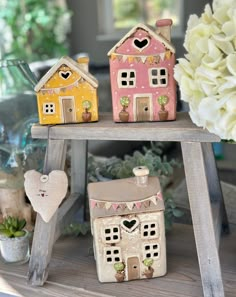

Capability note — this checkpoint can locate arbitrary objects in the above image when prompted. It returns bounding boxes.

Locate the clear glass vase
[0,59,45,220]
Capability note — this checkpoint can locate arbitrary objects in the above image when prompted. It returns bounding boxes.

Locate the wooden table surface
[0,224,235,297]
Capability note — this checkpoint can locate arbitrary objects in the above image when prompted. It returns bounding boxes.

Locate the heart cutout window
[133,38,149,51]
[59,70,72,80]
[121,217,139,233]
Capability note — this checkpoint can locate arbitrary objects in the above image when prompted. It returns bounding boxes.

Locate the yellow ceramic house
[35,56,99,125]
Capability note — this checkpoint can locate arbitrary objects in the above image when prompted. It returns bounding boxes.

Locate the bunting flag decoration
[90,192,164,213]
[110,52,172,64]
[40,77,84,95]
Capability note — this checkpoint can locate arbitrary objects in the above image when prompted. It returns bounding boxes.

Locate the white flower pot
[0,231,30,264]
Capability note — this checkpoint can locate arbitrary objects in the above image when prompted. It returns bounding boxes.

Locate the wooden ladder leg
[71,140,88,221]
[27,139,67,286]
[201,143,229,247]
[181,142,225,297]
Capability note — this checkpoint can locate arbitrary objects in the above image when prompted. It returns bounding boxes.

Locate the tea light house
[88,166,166,282]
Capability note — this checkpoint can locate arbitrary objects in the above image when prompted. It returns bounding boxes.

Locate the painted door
[127,257,140,280]
[62,98,75,123]
[136,97,151,121]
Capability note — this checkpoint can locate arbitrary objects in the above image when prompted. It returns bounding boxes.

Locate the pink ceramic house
[108,20,176,122]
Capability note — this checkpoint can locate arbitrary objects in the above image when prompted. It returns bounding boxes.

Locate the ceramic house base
[88,167,166,283]
[34,56,99,125]
[108,20,177,123]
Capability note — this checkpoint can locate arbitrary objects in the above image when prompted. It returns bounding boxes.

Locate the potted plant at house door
[157,95,169,121]
[82,100,92,122]
[119,96,130,122]
[0,216,30,264]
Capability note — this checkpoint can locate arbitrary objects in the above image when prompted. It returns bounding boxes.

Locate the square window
[144,225,149,229]
[161,79,166,85]
[153,245,158,249]
[146,253,151,258]
[160,69,166,75]
[152,79,158,85]
[154,252,158,257]
[121,81,127,86]
[106,250,111,255]
[121,72,127,77]
[113,227,118,232]
[103,225,120,243]
[113,235,118,240]
[107,257,112,262]
[115,257,120,262]
[143,231,148,237]
[152,69,158,76]
[130,72,135,78]
[151,224,156,228]
[129,81,134,86]
[105,229,110,234]
[145,245,150,250]
[150,231,156,236]
[114,250,119,254]
[106,236,111,241]
[43,102,55,115]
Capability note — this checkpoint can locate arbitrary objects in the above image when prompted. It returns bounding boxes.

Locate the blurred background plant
[0,0,72,62]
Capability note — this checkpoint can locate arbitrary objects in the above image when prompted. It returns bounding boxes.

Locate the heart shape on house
[59,70,71,80]
[121,217,139,232]
[133,38,149,51]
[24,170,68,223]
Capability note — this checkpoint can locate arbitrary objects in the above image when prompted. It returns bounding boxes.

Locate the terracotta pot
[115,271,125,282]
[0,230,30,264]
[82,111,92,122]
[158,110,169,121]
[143,267,154,279]
[119,110,129,122]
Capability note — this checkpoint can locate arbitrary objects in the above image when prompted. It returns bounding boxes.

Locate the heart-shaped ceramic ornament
[121,217,139,233]
[24,170,68,223]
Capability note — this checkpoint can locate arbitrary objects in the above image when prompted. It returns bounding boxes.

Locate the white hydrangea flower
[174,0,236,140]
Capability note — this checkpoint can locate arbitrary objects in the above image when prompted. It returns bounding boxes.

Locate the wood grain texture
[27,139,68,286]
[71,140,88,220]
[181,142,225,297]
[31,112,221,143]
[0,224,236,297]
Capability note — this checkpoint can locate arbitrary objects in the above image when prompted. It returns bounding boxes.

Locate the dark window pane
[145,245,150,250]
[129,81,134,85]
[154,252,159,257]
[105,229,111,234]
[121,72,127,77]
[121,81,127,86]
[115,257,120,262]
[114,250,119,254]
[144,231,148,237]
[130,71,135,78]
[113,235,118,240]
[144,225,149,229]
[161,79,166,85]
[152,79,158,85]
[153,245,158,249]
[150,231,156,236]
[107,257,112,262]
[151,224,156,228]
[160,69,166,75]
[152,69,158,76]
[106,237,111,241]
[113,227,118,232]
[146,253,151,258]
[106,250,111,255]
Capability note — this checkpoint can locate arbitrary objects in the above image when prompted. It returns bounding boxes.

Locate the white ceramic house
[88,166,166,283]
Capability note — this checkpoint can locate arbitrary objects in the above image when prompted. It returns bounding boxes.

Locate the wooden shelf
[0,224,235,297]
[31,112,220,143]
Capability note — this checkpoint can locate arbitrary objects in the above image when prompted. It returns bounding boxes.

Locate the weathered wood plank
[71,140,88,220]
[27,139,68,286]
[201,143,229,246]
[181,142,225,297]
[1,224,236,297]
[31,113,221,143]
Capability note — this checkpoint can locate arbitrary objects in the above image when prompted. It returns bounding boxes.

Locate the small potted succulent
[119,96,130,122]
[0,216,30,264]
[143,258,154,279]
[114,262,125,282]
[82,100,92,122]
[157,95,169,121]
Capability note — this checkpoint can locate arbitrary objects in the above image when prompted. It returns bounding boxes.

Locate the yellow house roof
[107,23,175,56]
[34,56,98,92]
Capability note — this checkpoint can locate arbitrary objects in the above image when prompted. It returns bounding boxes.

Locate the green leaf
[14,230,26,237]
[172,209,184,218]
[0,229,12,238]
[18,219,26,230]
[0,224,5,230]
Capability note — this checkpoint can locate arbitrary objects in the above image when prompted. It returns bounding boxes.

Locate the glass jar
[0,59,44,220]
